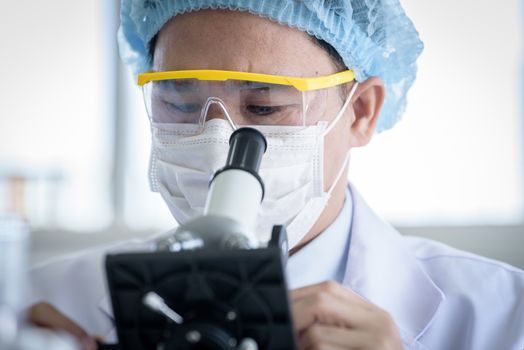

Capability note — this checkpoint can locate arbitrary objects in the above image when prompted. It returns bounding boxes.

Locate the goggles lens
[143,79,330,127]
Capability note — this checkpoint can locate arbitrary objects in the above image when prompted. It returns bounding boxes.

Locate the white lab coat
[29,185,524,349]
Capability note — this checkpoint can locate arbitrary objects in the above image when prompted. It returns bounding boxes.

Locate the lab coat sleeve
[28,247,113,337]
[27,235,157,337]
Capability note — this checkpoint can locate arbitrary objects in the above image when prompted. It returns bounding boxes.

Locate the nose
[205,104,226,120]
[200,97,237,129]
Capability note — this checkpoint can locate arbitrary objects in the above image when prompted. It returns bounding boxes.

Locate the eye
[165,101,200,114]
[245,105,283,116]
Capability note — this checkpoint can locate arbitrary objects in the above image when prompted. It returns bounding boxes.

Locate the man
[28,1,524,349]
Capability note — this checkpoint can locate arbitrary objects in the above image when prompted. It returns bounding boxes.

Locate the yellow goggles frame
[137,69,355,92]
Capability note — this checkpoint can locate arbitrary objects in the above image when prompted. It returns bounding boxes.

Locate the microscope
[105,127,297,349]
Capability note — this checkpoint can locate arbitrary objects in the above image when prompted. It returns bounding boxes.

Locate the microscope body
[105,127,297,349]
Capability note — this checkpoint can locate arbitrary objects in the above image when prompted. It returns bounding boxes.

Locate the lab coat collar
[344,184,444,347]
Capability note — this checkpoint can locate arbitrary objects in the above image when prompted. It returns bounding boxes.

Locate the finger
[28,302,88,340]
[301,343,342,350]
[291,290,369,332]
[93,335,106,343]
[292,281,344,301]
[291,281,369,308]
[79,336,98,350]
[299,324,362,350]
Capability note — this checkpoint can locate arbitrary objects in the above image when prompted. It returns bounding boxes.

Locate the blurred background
[0,1,523,267]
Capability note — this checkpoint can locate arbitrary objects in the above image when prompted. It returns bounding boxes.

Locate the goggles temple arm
[323,82,359,136]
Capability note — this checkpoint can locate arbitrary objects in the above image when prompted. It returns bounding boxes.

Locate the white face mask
[149,83,358,248]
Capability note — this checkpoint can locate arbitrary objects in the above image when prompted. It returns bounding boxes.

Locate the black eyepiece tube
[204,127,267,239]
[226,128,267,173]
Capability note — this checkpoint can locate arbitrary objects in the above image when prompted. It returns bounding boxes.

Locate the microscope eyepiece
[226,128,267,173]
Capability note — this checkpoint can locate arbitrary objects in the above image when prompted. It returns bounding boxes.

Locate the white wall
[350,0,524,226]
[0,1,113,230]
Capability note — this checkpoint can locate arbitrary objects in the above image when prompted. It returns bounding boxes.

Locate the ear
[348,76,385,147]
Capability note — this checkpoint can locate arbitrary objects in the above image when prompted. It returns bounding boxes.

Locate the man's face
[152,10,383,248]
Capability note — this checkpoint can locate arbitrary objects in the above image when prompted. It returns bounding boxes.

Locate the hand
[27,302,102,350]
[291,281,402,350]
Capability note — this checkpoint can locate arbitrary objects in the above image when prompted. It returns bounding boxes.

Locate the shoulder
[29,235,158,307]
[403,235,524,294]
[28,234,161,336]
[403,236,524,348]
[404,235,524,278]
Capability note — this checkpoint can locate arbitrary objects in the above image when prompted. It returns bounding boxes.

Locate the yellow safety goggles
[137,69,355,127]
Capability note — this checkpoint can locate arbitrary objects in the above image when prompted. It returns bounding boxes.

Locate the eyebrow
[154,79,293,95]
[156,79,197,92]
[235,80,289,91]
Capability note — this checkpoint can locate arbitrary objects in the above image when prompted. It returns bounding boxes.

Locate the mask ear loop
[198,97,238,132]
[322,81,359,195]
[322,81,359,137]
[326,151,351,196]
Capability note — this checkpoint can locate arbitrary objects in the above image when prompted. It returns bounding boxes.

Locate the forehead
[152,10,337,77]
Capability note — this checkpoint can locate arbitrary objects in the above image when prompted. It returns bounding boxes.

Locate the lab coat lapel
[343,184,444,347]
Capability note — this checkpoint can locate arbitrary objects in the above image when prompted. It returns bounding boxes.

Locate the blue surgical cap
[118,0,423,132]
